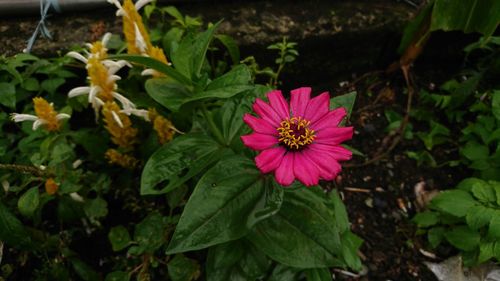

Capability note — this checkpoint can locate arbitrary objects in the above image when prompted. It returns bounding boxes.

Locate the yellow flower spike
[105,149,139,169]
[45,178,59,195]
[89,41,108,60]
[87,57,116,103]
[121,0,153,54]
[148,108,176,145]
[102,102,138,150]
[33,97,65,132]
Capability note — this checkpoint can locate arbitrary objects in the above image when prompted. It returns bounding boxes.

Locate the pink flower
[241,87,353,187]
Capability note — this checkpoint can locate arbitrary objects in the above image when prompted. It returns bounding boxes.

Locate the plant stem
[0,163,46,177]
[201,104,226,145]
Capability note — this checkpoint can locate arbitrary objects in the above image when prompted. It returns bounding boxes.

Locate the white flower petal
[68,86,91,98]
[2,180,9,193]
[66,51,88,63]
[102,33,112,47]
[56,113,71,120]
[120,108,150,121]
[69,192,85,203]
[72,159,83,169]
[112,92,136,110]
[33,119,47,130]
[10,113,38,122]
[141,68,156,76]
[134,23,148,53]
[107,75,121,83]
[135,0,154,11]
[111,110,124,128]
[89,86,100,104]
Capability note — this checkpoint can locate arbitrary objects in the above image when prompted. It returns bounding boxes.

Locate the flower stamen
[277,116,316,150]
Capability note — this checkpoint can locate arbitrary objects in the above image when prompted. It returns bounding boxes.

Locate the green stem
[201,104,226,145]
[0,163,46,177]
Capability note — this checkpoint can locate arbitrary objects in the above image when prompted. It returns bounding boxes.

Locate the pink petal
[304,149,341,180]
[290,87,311,117]
[293,152,320,186]
[255,147,286,173]
[267,90,289,120]
[304,92,330,123]
[253,98,282,127]
[311,107,347,131]
[274,153,295,186]
[241,133,278,150]
[309,143,352,161]
[315,127,353,145]
[243,114,277,135]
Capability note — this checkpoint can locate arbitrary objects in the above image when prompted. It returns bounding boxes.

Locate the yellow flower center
[88,57,114,102]
[122,0,152,54]
[102,102,138,150]
[277,117,316,150]
[33,97,60,132]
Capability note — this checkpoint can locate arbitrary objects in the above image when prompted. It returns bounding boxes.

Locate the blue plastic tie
[25,0,57,53]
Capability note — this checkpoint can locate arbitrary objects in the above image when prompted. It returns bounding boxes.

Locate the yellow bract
[90,41,107,59]
[105,149,139,169]
[149,108,176,144]
[102,102,138,150]
[45,178,58,195]
[277,117,316,150]
[33,97,61,132]
[122,0,152,54]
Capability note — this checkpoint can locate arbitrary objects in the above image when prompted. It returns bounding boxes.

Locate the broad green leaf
[168,254,200,281]
[0,202,32,249]
[0,82,15,108]
[445,225,480,251]
[134,212,168,253]
[462,141,489,161]
[248,187,347,268]
[105,271,130,281]
[108,226,131,251]
[428,226,445,248]
[206,240,270,281]
[109,54,192,85]
[489,213,500,239]
[267,264,301,281]
[206,65,251,90]
[413,211,439,228]
[83,197,108,219]
[431,0,500,38]
[17,186,39,217]
[492,90,500,120]
[471,182,496,202]
[166,155,278,253]
[466,205,495,230]
[170,22,221,79]
[23,77,39,91]
[479,242,495,264]
[41,78,64,94]
[457,177,487,192]
[71,258,100,281]
[340,231,363,271]
[141,133,225,195]
[215,35,240,65]
[430,189,476,217]
[330,91,356,118]
[305,268,332,281]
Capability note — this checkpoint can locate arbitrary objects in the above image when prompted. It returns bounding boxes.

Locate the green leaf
[340,231,363,271]
[167,254,200,281]
[462,141,489,161]
[215,35,240,65]
[492,90,500,120]
[71,258,100,281]
[267,264,301,281]
[206,240,270,281]
[141,133,225,195]
[445,225,480,251]
[22,77,40,91]
[108,226,131,251]
[488,213,500,239]
[413,211,439,228]
[0,82,16,108]
[170,22,221,79]
[166,155,280,254]
[206,65,251,90]
[479,242,495,264]
[471,182,496,202]
[83,197,108,219]
[41,77,65,94]
[109,54,192,85]
[0,202,32,249]
[330,91,356,118]
[17,186,39,217]
[466,205,495,230]
[305,268,332,281]
[248,187,348,268]
[134,212,168,254]
[397,3,433,53]
[431,0,500,38]
[105,271,130,281]
[456,177,487,192]
[430,189,476,217]
[428,226,445,248]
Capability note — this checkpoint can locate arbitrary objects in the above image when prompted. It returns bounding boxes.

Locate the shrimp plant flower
[241,87,353,187]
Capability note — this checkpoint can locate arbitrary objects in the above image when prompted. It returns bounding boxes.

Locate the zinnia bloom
[11,97,70,132]
[241,87,353,186]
